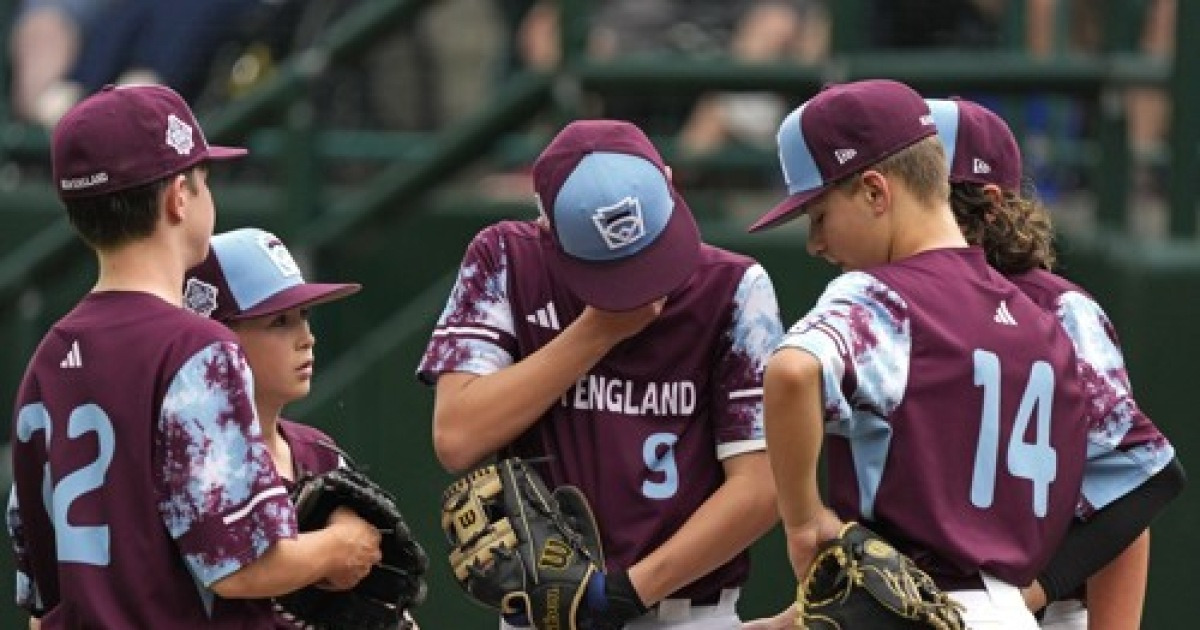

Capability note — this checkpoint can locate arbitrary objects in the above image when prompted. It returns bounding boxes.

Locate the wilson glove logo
[538,539,573,571]
[542,587,562,629]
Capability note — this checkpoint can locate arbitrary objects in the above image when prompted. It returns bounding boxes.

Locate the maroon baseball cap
[52,84,246,200]
[926,97,1022,191]
[531,119,700,311]
[184,228,360,322]
[749,79,938,232]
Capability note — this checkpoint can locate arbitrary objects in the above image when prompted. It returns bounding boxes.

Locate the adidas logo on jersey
[993,301,1018,326]
[526,301,561,331]
[834,149,857,165]
[60,340,83,368]
[973,158,992,174]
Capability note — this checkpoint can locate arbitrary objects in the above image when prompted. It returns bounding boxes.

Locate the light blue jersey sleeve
[714,263,784,459]
[776,272,911,518]
[157,342,297,587]
[419,228,516,382]
[1056,291,1175,515]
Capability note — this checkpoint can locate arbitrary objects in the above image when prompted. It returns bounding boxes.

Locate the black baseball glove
[275,467,429,630]
[798,523,966,630]
[442,457,643,629]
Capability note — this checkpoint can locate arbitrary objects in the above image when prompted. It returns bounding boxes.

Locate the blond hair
[835,136,950,205]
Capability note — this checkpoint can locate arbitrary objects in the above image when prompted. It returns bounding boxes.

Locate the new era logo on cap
[926,97,1021,191]
[749,79,937,232]
[834,149,857,165]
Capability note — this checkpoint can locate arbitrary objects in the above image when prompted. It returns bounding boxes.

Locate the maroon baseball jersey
[778,248,1090,587]
[1009,269,1175,515]
[273,420,344,630]
[418,221,783,602]
[8,291,297,628]
[278,420,344,484]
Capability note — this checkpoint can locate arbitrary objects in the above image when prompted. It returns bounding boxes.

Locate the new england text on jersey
[560,375,696,416]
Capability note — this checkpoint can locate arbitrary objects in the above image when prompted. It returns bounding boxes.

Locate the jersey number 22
[16,402,115,566]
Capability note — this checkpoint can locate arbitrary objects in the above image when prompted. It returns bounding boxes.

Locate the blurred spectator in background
[1027,0,1175,208]
[10,0,260,128]
[9,0,110,126]
[1124,0,1173,200]
[866,0,1175,209]
[505,0,829,154]
[869,0,1005,48]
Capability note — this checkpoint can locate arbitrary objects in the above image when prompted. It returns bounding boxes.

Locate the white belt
[653,588,740,623]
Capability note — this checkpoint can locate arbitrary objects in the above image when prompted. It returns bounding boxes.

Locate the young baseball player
[184,227,361,488]
[184,227,426,630]
[748,79,1093,629]
[6,85,380,629]
[418,119,784,628]
[927,96,1186,630]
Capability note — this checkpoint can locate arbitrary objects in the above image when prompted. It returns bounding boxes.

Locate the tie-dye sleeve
[417,226,518,385]
[7,488,42,614]
[712,264,784,459]
[157,342,297,587]
[777,272,911,427]
[1055,291,1176,516]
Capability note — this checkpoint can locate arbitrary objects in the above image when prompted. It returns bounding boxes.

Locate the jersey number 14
[970,350,1058,518]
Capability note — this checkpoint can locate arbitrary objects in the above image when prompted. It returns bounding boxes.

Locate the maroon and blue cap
[749,79,938,232]
[532,119,701,311]
[925,97,1022,191]
[184,228,360,322]
[51,84,246,200]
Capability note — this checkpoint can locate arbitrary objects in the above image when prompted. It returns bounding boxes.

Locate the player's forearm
[210,531,342,599]
[627,452,778,604]
[432,319,622,471]
[764,351,827,529]
[764,349,838,579]
[1084,531,1149,630]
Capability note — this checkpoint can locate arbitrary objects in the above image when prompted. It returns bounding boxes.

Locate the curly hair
[949,182,1056,274]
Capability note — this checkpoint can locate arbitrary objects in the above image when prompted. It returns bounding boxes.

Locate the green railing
[0,0,1193,287]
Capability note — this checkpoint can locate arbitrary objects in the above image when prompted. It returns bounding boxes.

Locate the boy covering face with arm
[419,119,784,628]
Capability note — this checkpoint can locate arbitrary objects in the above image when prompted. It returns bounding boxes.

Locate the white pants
[947,574,1040,629]
[1039,599,1088,629]
[499,588,742,630]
